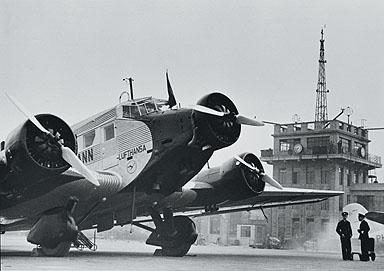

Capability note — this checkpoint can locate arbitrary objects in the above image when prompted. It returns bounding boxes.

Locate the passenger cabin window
[84,130,96,148]
[104,124,115,141]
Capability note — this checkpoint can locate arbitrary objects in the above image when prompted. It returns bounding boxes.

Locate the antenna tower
[315,28,329,122]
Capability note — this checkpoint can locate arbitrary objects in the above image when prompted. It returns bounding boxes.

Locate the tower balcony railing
[273,120,369,139]
[260,144,382,168]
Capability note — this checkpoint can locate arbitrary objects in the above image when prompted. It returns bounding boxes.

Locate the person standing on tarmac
[358,213,370,261]
[336,211,352,260]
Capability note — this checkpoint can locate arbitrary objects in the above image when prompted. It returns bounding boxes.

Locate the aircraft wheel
[32,241,72,257]
[161,216,198,257]
[161,242,192,257]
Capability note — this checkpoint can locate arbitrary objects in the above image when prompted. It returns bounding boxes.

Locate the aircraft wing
[366,211,384,225]
[133,185,343,222]
[182,186,342,218]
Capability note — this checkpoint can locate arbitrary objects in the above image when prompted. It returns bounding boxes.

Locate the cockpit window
[123,105,140,118]
[145,102,156,113]
[138,104,147,115]
[122,98,165,118]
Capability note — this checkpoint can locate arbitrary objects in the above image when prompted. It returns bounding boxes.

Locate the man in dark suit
[358,213,370,261]
[336,211,352,260]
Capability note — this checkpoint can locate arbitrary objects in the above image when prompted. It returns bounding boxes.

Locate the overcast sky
[1,0,383,181]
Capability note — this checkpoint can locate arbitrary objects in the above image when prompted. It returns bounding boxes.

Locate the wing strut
[78,197,107,226]
[260,206,268,223]
[130,186,137,233]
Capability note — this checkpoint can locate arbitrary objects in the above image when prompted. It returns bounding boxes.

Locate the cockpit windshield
[121,97,168,118]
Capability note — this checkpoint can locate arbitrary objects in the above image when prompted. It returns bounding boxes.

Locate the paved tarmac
[1,233,382,271]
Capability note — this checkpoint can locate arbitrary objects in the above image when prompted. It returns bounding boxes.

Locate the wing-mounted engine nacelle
[2,114,77,188]
[211,152,265,200]
[190,93,241,150]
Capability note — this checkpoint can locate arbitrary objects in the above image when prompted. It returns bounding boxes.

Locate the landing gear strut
[144,207,198,257]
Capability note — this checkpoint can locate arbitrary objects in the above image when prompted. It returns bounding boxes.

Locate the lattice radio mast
[315,28,329,122]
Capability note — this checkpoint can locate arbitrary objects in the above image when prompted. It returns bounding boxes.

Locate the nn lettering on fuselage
[118,145,147,160]
[78,149,94,164]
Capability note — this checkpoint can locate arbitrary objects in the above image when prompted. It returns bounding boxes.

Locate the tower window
[280,140,290,151]
[306,170,315,184]
[321,168,329,184]
[292,171,298,184]
[279,168,287,184]
[210,216,220,234]
[240,225,251,238]
[320,200,329,210]
[346,169,351,186]
[307,136,330,154]
[339,167,344,185]
[339,195,344,212]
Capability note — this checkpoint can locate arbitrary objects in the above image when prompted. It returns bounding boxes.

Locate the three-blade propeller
[193,105,264,127]
[234,155,283,190]
[6,93,100,186]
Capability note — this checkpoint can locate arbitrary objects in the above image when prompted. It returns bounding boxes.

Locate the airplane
[366,211,384,225]
[0,75,343,257]
[343,203,384,245]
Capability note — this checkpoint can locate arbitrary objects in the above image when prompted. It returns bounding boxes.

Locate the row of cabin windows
[82,123,115,149]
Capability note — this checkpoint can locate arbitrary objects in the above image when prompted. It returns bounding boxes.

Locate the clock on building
[293,143,303,154]
[358,147,366,158]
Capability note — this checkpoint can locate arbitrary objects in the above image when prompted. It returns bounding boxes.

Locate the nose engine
[190,93,241,150]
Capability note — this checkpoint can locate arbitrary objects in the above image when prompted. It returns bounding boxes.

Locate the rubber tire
[161,216,197,257]
[40,241,72,257]
[162,243,192,257]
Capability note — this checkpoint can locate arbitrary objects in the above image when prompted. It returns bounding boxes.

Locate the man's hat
[358,213,365,218]
[342,211,348,216]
